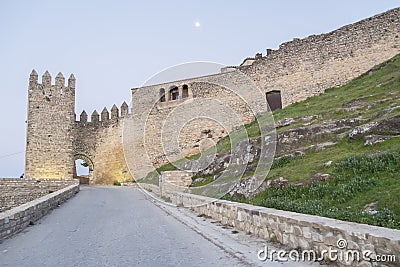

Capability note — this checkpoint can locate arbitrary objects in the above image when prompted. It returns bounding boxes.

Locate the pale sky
[0,1,399,177]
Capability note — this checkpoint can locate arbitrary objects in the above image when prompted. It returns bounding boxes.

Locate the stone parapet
[161,191,400,266]
[0,181,79,241]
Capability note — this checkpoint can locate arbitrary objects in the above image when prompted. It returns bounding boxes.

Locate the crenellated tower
[25,70,75,179]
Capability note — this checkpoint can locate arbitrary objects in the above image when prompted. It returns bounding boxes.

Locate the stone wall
[124,8,400,177]
[125,71,265,179]
[138,183,161,196]
[0,178,78,213]
[240,7,400,107]
[0,180,79,241]
[25,71,131,185]
[164,191,400,267]
[25,71,76,179]
[74,104,130,185]
[160,171,192,196]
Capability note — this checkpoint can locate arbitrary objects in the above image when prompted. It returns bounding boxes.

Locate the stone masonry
[25,8,400,183]
[0,180,79,241]
[0,178,77,213]
[25,71,75,179]
[144,184,399,267]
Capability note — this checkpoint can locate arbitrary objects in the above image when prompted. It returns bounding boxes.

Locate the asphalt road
[0,186,249,267]
[0,186,317,267]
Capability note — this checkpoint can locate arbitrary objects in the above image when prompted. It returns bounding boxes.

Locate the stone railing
[146,186,399,266]
[0,178,78,213]
[138,183,161,196]
[0,179,79,241]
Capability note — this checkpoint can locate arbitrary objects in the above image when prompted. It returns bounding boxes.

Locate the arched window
[159,88,166,102]
[169,86,179,100]
[182,84,189,98]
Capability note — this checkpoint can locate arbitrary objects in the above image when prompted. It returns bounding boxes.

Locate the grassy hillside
[141,54,400,229]
[231,54,400,229]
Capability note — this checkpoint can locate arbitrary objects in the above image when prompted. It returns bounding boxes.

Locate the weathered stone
[357,262,372,267]
[349,122,378,139]
[302,226,312,239]
[363,202,379,215]
[0,178,78,213]
[324,161,333,167]
[371,115,400,135]
[364,135,394,146]
[0,182,79,242]
[293,225,302,236]
[310,173,333,183]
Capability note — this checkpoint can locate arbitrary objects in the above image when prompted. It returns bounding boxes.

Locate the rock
[275,117,295,128]
[310,173,333,183]
[314,141,336,151]
[228,176,267,198]
[294,151,305,157]
[364,202,378,215]
[349,122,378,139]
[268,177,289,188]
[324,161,333,167]
[364,135,393,146]
[300,115,318,122]
[371,115,400,135]
[191,177,205,185]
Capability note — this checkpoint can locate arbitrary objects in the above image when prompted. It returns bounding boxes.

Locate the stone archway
[74,154,94,184]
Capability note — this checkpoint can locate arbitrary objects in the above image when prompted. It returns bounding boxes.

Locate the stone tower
[25,70,76,179]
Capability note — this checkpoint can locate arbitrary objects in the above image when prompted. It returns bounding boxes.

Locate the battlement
[29,70,75,87]
[75,101,130,127]
[242,7,400,66]
[28,70,75,99]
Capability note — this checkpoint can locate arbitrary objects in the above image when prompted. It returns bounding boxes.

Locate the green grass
[272,55,400,123]
[225,149,400,229]
[190,174,215,187]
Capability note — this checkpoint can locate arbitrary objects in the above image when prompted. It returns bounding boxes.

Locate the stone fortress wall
[125,70,263,179]
[25,71,76,179]
[25,8,400,183]
[73,102,130,184]
[25,69,131,184]
[128,7,400,176]
[240,7,400,106]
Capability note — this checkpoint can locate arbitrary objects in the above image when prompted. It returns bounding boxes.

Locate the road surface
[0,186,315,267]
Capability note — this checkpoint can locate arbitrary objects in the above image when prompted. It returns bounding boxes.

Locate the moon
[195,21,201,28]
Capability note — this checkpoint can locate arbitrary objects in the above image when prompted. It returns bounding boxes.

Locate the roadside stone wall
[0,180,79,241]
[160,171,192,196]
[0,178,78,213]
[165,191,400,267]
[138,183,161,196]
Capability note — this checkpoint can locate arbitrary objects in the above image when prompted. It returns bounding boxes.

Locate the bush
[113,180,121,186]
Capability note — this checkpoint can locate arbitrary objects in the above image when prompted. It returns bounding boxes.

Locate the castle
[24,8,400,184]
